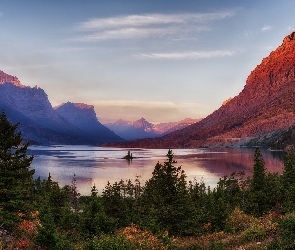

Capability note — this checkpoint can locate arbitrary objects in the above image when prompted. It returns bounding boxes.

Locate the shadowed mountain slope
[0,71,123,145]
[54,102,123,144]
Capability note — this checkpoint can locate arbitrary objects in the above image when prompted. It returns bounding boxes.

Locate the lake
[27,145,284,195]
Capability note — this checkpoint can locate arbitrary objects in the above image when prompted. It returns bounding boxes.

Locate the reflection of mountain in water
[30,147,284,195]
[176,148,284,180]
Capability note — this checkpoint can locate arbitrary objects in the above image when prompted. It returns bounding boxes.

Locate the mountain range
[107,31,295,149]
[0,70,123,145]
[104,117,201,140]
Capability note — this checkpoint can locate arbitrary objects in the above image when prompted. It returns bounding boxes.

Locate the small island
[123,151,134,161]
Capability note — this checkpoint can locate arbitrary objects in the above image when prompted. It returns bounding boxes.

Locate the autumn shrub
[116,224,171,250]
[225,208,258,233]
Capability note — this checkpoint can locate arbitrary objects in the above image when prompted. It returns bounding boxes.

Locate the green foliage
[80,194,117,237]
[282,147,295,185]
[276,213,295,249]
[252,148,266,192]
[83,234,135,250]
[69,173,81,212]
[242,224,267,242]
[102,180,135,228]
[0,111,35,229]
[281,148,295,213]
[138,149,193,235]
[33,173,71,226]
[243,148,272,217]
[208,241,227,250]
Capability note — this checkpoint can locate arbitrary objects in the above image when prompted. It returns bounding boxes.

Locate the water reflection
[28,146,284,195]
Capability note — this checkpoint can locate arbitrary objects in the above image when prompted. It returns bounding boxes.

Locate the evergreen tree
[138,149,193,235]
[282,147,295,186]
[252,148,266,192]
[245,148,268,216]
[102,180,131,228]
[0,111,34,229]
[281,147,295,212]
[70,173,80,212]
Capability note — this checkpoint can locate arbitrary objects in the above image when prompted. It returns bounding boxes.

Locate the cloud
[77,27,175,41]
[79,12,233,30]
[261,25,271,32]
[136,50,235,60]
[75,11,235,41]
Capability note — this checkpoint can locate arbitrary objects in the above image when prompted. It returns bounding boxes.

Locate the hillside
[106,31,295,148]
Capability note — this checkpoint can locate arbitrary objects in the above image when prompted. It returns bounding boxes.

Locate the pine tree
[70,173,80,212]
[0,111,34,229]
[252,148,266,192]
[139,149,192,235]
[246,148,268,216]
[281,147,295,212]
[282,147,295,187]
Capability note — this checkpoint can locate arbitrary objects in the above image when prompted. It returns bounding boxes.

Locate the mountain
[154,118,202,135]
[106,31,295,149]
[54,102,123,143]
[0,71,123,145]
[105,117,201,140]
[105,117,158,140]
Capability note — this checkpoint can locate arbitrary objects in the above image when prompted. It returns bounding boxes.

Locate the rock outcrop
[0,70,24,87]
[106,31,295,148]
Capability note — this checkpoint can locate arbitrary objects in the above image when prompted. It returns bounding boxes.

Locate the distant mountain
[105,118,160,140]
[54,102,122,143]
[106,31,295,149]
[154,118,202,135]
[105,117,201,140]
[0,71,123,145]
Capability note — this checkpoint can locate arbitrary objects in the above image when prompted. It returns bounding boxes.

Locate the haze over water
[28,146,284,195]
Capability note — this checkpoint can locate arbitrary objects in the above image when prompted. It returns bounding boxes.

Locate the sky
[0,0,295,124]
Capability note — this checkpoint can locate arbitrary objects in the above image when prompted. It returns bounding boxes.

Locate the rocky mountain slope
[0,71,123,145]
[105,117,201,140]
[55,102,122,143]
[107,31,295,148]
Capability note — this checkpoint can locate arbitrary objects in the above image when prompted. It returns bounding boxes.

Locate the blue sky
[0,0,295,123]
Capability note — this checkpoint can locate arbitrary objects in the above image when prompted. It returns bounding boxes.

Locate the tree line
[1,111,295,249]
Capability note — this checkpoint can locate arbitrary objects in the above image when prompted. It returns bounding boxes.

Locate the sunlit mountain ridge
[106,31,295,149]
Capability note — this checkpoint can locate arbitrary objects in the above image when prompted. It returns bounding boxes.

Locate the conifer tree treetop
[0,111,35,229]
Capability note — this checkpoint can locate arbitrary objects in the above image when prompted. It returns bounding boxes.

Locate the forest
[2,111,295,249]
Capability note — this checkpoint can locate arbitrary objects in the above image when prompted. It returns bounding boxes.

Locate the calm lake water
[27,146,284,195]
